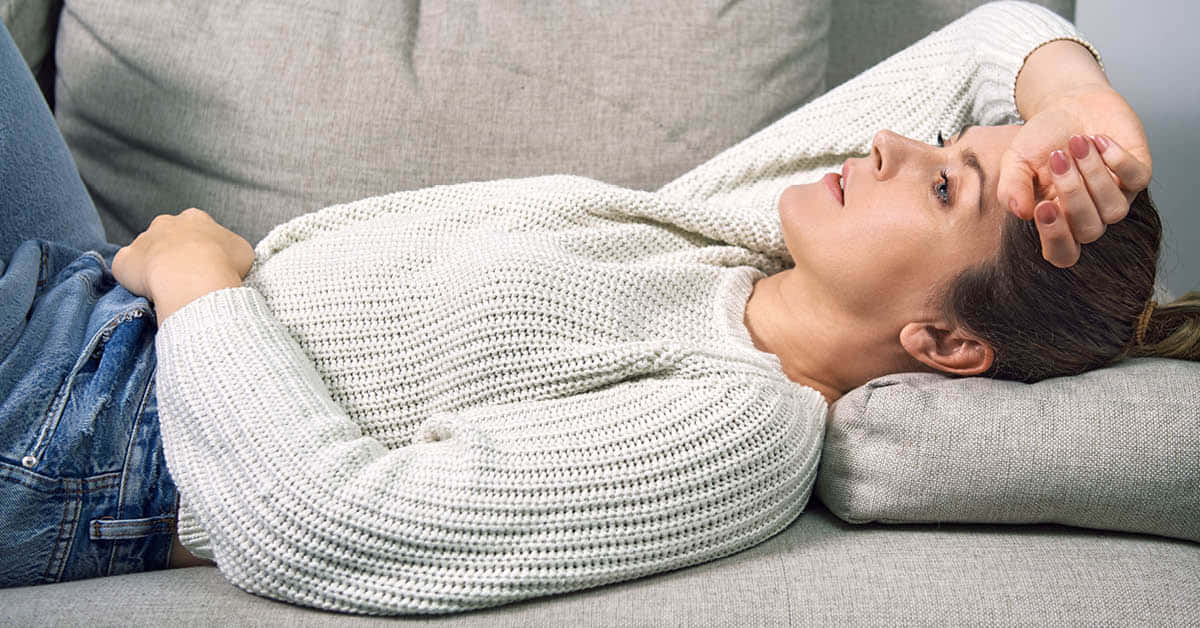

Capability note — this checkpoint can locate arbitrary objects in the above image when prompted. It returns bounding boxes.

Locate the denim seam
[107,363,158,574]
[0,460,122,490]
[43,477,82,584]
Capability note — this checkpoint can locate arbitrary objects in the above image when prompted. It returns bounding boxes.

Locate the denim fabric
[0,21,178,587]
[0,20,116,263]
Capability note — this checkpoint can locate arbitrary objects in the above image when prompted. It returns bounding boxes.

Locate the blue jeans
[0,23,178,587]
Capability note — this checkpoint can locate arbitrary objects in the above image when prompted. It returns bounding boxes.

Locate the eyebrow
[962,148,985,218]
[953,125,985,218]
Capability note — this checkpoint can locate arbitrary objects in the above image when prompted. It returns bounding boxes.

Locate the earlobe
[899,322,994,376]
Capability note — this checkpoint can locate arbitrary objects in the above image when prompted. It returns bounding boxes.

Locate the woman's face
[778,125,1020,320]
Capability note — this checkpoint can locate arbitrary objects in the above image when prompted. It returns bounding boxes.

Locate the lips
[822,172,843,206]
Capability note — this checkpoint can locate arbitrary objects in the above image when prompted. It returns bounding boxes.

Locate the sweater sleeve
[657,0,1101,211]
[155,287,827,615]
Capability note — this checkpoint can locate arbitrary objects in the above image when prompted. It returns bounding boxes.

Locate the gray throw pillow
[1,0,58,80]
[816,357,1200,543]
[52,0,830,247]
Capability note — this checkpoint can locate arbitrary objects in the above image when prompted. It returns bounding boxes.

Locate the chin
[777,182,829,259]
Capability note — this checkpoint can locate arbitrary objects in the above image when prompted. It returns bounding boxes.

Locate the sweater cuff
[158,286,274,562]
[157,285,273,337]
[176,500,214,561]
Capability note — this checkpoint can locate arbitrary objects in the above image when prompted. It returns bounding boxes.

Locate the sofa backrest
[2,0,1072,246]
[827,0,1073,90]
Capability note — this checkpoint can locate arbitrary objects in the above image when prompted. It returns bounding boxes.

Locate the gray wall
[1075,0,1199,300]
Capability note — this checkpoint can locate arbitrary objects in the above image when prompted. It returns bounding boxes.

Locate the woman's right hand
[113,208,254,322]
[1001,40,1153,268]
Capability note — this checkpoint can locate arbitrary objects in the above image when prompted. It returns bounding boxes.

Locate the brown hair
[942,189,1200,382]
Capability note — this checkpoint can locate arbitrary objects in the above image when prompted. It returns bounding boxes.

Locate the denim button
[21,455,37,468]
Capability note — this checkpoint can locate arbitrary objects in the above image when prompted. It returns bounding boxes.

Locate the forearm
[658,1,1094,208]
[1015,39,1109,120]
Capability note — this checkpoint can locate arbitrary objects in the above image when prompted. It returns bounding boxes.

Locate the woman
[2,0,1197,614]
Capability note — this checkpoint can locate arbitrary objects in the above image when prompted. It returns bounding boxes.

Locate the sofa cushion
[2,500,1196,624]
[0,0,60,100]
[816,357,1200,543]
[825,0,1075,89]
[52,0,830,246]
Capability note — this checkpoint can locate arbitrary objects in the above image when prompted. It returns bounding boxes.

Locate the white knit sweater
[156,1,1097,615]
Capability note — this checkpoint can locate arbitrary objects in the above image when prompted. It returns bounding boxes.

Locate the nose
[870,129,928,181]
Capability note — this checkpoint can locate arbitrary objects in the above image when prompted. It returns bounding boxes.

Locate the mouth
[821,172,844,206]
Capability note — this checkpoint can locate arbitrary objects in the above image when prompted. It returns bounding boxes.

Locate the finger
[181,207,212,221]
[998,147,1038,220]
[1092,135,1152,192]
[1049,149,1105,245]
[112,245,129,273]
[1035,200,1080,268]
[1071,135,1129,225]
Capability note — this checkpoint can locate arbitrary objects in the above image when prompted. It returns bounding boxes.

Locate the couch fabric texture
[53,0,831,247]
[3,0,1199,624]
[819,357,1200,543]
[3,500,1198,626]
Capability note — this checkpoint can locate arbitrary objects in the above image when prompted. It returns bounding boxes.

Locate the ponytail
[1127,291,1200,361]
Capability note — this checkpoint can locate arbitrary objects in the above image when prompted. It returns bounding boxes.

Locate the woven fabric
[52,0,831,246]
[4,501,1198,626]
[817,358,1200,542]
[153,2,1099,615]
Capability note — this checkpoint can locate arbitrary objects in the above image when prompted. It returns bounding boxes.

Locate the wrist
[150,269,244,322]
[1016,39,1109,119]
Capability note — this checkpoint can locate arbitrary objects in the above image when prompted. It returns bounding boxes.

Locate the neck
[742,270,902,405]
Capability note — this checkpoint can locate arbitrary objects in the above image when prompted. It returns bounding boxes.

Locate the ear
[898,321,994,376]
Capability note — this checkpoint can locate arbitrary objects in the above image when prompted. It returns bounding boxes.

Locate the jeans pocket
[24,309,150,478]
[0,462,80,587]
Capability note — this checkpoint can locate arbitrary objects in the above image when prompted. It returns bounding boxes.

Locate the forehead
[953,125,1019,218]
[954,124,1018,157]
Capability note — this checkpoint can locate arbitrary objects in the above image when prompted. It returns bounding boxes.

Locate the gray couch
[2,0,1197,624]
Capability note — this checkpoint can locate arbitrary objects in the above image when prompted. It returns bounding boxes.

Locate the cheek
[822,217,948,300]
[780,187,962,294]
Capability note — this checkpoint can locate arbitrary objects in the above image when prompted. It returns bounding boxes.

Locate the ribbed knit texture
[155,2,1095,615]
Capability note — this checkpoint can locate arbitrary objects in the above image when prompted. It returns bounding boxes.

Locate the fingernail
[1069,135,1089,159]
[1050,150,1069,175]
[1036,202,1056,225]
[1091,134,1111,152]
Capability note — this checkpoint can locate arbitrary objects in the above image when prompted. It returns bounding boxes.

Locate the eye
[935,170,951,205]
[936,131,945,148]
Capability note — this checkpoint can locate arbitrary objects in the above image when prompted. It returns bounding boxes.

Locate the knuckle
[1127,169,1151,191]
[1076,223,1106,244]
[1056,177,1082,196]
[1078,158,1109,181]
[1099,196,1129,224]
